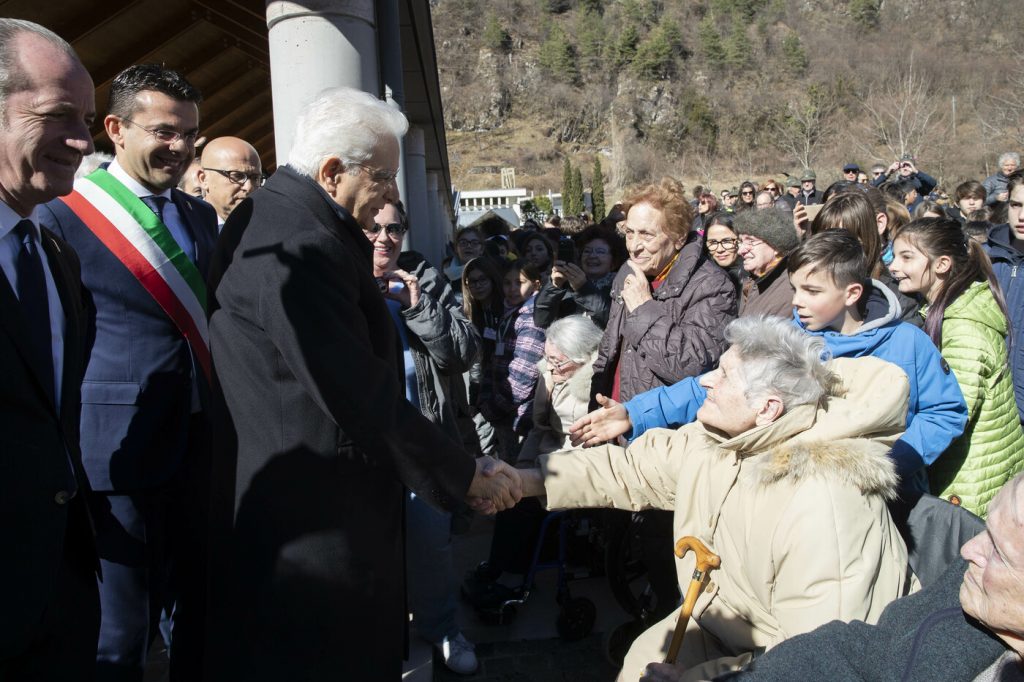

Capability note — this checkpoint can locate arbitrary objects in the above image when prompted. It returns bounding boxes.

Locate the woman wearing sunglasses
[364,201,483,674]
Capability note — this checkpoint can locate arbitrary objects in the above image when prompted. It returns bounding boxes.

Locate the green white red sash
[58,169,211,382]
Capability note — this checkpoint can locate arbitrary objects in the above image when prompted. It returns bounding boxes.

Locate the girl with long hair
[889,217,1024,516]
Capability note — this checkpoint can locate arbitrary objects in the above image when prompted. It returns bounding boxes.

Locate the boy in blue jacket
[571,231,967,494]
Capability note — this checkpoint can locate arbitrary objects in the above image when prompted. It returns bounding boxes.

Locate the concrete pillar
[267,0,379,163]
[404,126,430,261]
[424,171,442,267]
[378,0,409,231]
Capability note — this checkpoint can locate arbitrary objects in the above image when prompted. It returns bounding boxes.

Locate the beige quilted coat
[539,356,912,681]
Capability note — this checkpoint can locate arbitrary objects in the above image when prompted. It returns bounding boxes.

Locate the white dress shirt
[0,200,66,410]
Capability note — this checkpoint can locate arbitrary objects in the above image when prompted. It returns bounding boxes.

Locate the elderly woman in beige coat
[514,316,911,681]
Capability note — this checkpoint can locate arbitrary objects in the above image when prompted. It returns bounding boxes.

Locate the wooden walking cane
[664,536,720,665]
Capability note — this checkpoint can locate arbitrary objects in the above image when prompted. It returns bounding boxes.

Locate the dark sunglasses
[365,223,407,238]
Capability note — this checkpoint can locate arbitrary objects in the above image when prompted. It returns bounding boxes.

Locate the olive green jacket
[928,281,1024,517]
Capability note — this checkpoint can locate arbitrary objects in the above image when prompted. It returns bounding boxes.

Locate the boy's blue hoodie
[624,281,968,494]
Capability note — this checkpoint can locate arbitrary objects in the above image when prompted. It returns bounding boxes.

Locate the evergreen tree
[781,32,808,75]
[562,158,575,215]
[723,23,751,70]
[697,15,724,68]
[591,156,606,220]
[850,0,880,30]
[482,14,511,52]
[572,165,584,216]
[612,22,640,68]
[633,20,681,81]
[576,9,606,73]
[539,24,579,84]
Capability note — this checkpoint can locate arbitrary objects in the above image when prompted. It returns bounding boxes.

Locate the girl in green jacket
[889,217,1024,517]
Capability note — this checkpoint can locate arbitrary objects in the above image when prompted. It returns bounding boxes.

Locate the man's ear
[105,115,125,148]
[755,396,784,426]
[318,157,344,192]
[844,281,864,308]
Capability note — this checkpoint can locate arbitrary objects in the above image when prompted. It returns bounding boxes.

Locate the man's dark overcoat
[206,165,475,681]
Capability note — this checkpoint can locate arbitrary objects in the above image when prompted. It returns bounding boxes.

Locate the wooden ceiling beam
[57,0,140,45]
[198,92,272,139]
[92,14,207,90]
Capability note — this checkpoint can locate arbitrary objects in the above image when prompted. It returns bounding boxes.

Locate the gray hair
[998,152,1021,168]
[288,86,409,178]
[545,315,603,364]
[725,316,837,409]
[0,19,78,120]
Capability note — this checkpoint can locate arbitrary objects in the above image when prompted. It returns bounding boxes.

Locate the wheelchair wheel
[603,618,647,668]
[556,597,596,642]
[604,511,661,621]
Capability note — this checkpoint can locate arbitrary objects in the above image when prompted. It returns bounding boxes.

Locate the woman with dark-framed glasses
[703,211,744,297]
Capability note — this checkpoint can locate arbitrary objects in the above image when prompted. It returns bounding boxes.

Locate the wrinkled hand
[887,160,900,174]
[382,268,420,308]
[640,662,686,682]
[621,261,652,312]
[466,456,522,514]
[569,393,631,447]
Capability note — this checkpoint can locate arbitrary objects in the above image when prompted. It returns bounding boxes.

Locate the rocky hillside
[432,0,1024,201]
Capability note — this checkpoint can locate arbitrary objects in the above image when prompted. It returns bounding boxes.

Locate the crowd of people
[2,15,1024,682]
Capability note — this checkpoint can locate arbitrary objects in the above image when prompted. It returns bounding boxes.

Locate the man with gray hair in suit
[205,86,522,681]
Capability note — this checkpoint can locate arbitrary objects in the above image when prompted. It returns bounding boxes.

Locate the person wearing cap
[778,176,800,210]
[871,153,937,196]
[723,187,740,211]
[842,163,860,184]
[735,208,799,318]
[797,169,823,206]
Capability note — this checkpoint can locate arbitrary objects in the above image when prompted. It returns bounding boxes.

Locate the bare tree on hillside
[854,54,945,161]
[979,53,1024,150]
[773,86,838,170]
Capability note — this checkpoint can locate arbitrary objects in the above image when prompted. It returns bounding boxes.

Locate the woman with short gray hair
[518,315,604,465]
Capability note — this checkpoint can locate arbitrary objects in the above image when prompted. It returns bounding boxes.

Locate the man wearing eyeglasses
[39,64,217,681]
[205,87,521,680]
[197,136,262,230]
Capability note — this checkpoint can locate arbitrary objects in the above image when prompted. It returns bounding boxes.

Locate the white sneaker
[435,632,479,675]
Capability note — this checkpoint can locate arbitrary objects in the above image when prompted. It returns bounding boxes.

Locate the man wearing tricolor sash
[39,64,217,682]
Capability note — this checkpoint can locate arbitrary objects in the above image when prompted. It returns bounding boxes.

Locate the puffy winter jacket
[591,237,737,403]
[533,272,614,330]
[984,222,1024,423]
[624,281,968,494]
[395,252,480,440]
[926,280,1024,517]
[542,356,911,682]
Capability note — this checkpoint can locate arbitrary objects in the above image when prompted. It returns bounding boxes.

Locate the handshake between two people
[466,456,524,515]
[464,394,636,516]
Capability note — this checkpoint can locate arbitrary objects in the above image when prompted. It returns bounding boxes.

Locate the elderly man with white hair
[205,87,522,681]
[511,316,912,681]
[983,152,1021,205]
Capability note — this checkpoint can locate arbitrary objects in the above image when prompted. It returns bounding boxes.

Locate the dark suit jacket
[38,185,218,491]
[205,166,476,681]
[0,227,97,659]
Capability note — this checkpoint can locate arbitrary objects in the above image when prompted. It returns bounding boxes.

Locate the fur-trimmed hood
[749,438,900,500]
